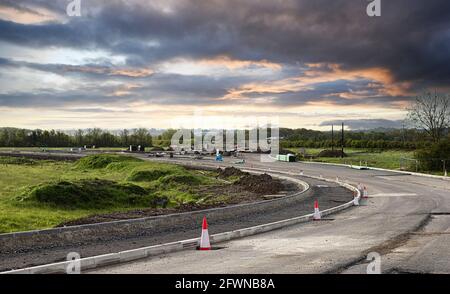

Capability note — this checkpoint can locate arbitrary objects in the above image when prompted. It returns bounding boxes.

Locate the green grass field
[0,154,221,234]
[286,148,416,170]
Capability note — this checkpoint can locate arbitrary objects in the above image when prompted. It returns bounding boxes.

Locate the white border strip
[300,160,449,181]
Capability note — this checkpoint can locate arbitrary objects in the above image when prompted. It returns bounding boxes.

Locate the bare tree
[407,92,450,142]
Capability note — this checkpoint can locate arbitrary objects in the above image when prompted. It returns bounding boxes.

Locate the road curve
[90,154,450,274]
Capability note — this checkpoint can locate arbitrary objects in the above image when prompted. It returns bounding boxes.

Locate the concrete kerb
[1,169,359,275]
[302,160,450,181]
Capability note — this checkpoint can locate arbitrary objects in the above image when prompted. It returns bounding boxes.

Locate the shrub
[415,139,450,171]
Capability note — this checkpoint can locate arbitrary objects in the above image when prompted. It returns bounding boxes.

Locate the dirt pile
[217,167,284,195]
[234,173,283,195]
[216,167,249,178]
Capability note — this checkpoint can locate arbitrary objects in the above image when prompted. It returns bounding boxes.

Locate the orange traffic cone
[199,216,211,250]
[359,186,369,206]
[313,200,321,221]
[363,186,369,198]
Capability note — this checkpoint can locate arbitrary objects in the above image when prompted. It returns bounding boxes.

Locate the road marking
[371,193,418,197]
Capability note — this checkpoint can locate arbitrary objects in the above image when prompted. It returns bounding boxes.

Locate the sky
[0,0,449,130]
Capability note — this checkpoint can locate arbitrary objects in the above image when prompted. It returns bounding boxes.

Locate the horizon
[1,1,449,130]
[0,122,422,133]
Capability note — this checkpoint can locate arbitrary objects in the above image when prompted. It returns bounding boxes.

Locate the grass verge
[0,154,222,233]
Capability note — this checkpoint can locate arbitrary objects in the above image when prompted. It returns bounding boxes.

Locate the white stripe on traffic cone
[313,200,321,221]
[199,216,211,251]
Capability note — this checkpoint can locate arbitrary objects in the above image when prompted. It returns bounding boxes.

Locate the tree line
[0,128,153,148]
[278,127,445,150]
[1,126,448,150]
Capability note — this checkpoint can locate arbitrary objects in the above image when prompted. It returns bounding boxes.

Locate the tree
[74,129,84,146]
[407,92,450,142]
[120,129,130,146]
[131,128,153,146]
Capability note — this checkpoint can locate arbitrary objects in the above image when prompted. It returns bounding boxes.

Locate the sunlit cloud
[220,63,413,105]
[199,55,282,71]
[0,4,64,24]
[110,83,143,97]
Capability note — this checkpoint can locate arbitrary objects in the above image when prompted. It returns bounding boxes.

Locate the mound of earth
[17,179,152,209]
[216,167,249,178]
[159,173,203,185]
[76,154,142,169]
[50,167,294,227]
[317,149,347,158]
[57,176,296,227]
[128,169,171,182]
[234,173,284,194]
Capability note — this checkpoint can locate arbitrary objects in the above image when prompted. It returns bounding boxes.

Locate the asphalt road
[90,154,450,274]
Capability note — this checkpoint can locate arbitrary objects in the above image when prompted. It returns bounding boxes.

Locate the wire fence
[400,157,449,175]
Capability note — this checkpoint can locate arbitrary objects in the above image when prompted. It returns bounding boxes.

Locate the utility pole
[402,121,406,145]
[331,125,334,151]
[341,123,344,158]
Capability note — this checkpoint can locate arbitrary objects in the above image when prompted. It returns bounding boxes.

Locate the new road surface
[90,153,450,274]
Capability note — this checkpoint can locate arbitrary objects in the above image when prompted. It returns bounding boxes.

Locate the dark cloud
[0,0,449,114]
[1,0,449,86]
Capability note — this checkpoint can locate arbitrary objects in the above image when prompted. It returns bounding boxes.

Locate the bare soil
[216,166,249,178]
[57,169,294,227]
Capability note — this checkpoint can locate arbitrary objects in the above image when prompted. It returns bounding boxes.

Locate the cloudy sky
[0,0,449,130]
